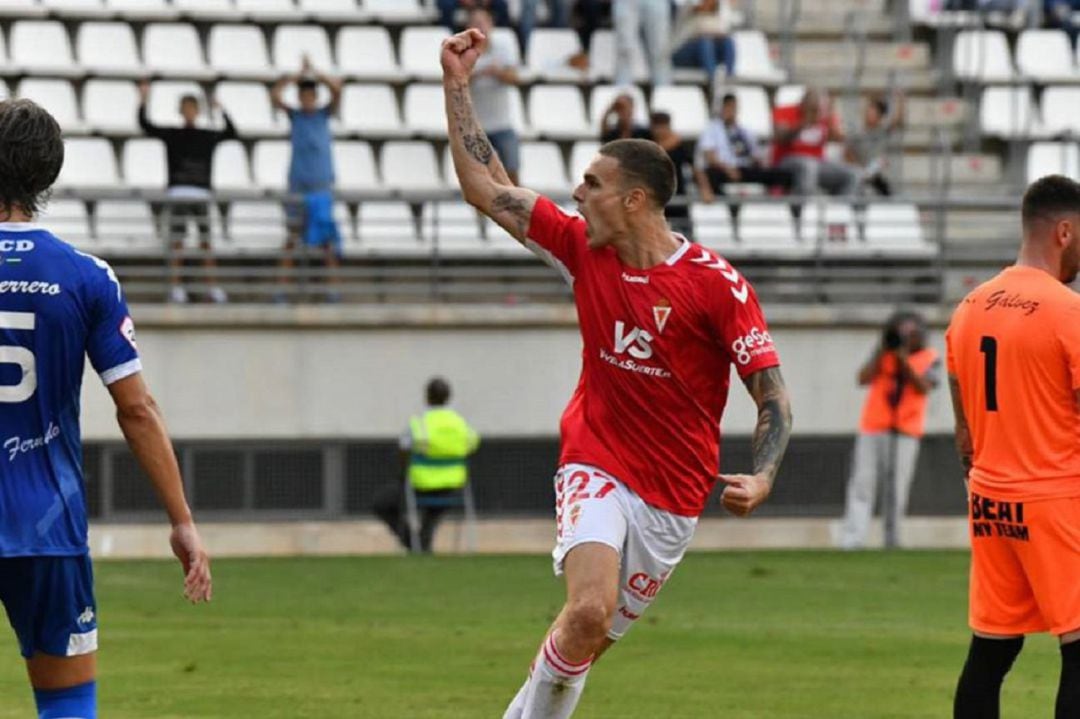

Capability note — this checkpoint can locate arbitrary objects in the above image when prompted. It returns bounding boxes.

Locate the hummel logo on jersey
[690,247,749,304]
[653,299,671,334]
[77,606,95,626]
[613,321,654,360]
[621,272,648,284]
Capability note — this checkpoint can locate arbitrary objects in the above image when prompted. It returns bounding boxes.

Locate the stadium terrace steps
[792,41,931,70]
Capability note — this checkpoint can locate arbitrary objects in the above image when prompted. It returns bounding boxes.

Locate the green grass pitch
[0,551,1062,717]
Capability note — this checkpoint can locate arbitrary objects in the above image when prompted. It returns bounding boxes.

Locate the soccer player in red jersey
[441,30,793,718]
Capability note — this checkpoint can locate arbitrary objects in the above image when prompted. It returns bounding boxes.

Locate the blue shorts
[0,555,97,659]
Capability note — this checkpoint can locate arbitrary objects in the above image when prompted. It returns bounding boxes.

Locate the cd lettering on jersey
[3,421,61,462]
[0,239,34,253]
[0,280,61,296]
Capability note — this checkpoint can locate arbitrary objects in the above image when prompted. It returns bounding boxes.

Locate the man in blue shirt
[0,99,211,719]
[271,56,343,302]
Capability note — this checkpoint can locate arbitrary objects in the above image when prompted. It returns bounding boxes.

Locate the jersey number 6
[0,311,36,403]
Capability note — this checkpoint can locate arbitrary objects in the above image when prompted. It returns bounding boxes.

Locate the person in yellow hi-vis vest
[373,377,480,553]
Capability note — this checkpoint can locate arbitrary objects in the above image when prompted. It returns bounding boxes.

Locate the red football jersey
[526,197,781,516]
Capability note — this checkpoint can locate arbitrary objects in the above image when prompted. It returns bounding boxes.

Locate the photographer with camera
[838,311,940,549]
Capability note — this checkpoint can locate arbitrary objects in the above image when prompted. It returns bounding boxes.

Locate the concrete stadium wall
[79,304,956,441]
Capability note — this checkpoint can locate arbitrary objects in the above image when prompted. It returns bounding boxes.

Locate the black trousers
[372,484,458,553]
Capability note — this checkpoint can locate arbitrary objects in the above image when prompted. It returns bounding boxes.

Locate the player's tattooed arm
[948,375,974,478]
[444,80,514,187]
[744,367,793,486]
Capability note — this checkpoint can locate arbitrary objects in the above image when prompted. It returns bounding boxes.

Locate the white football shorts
[551,463,697,640]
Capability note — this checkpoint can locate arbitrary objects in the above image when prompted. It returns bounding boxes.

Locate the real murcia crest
[653,298,672,334]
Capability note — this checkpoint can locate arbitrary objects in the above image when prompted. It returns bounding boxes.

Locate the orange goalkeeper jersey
[946,265,1080,501]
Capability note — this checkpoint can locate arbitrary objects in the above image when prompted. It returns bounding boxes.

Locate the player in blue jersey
[0,99,212,719]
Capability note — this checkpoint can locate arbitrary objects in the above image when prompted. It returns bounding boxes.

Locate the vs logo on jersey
[614,321,654,360]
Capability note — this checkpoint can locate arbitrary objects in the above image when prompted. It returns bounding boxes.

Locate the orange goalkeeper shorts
[968,491,1080,637]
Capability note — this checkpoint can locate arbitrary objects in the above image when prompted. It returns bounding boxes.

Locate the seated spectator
[648,111,694,235]
[1045,0,1080,49]
[772,88,858,197]
[137,80,236,304]
[600,93,652,142]
[470,7,521,185]
[671,0,736,86]
[614,0,671,86]
[695,93,794,202]
[439,0,510,30]
[845,92,904,196]
[271,56,343,302]
[519,0,572,55]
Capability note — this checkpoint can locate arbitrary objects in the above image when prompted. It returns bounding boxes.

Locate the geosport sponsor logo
[730,326,774,365]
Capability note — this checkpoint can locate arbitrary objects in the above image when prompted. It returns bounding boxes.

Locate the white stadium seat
[121,138,167,189]
[732,30,786,83]
[520,142,570,195]
[422,201,485,255]
[0,35,8,74]
[39,200,94,249]
[651,86,709,137]
[106,0,179,20]
[690,203,737,253]
[10,21,83,77]
[172,0,242,20]
[332,141,381,193]
[77,22,144,78]
[143,23,213,79]
[774,84,805,107]
[1016,29,1079,82]
[525,28,584,82]
[588,84,648,134]
[236,0,297,21]
[736,202,806,255]
[57,138,119,189]
[299,0,362,22]
[212,141,254,192]
[337,26,402,81]
[339,83,405,137]
[952,30,1014,82]
[95,201,160,253]
[273,24,336,74]
[146,81,206,127]
[42,0,111,17]
[569,141,601,184]
[380,141,444,194]
[363,0,431,23]
[356,201,423,255]
[1038,86,1080,137]
[1027,142,1080,183]
[483,216,532,257]
[0,0,46,17]
[530,85,589,140]
[804,202,859,254]
[252,140,291,192]
[227,201,287,251]
[83,80,139,134]
[207,24,276,81]
[980,86,1042,139]
[490,27,522,67]
[399,26,450,81]
[588,29,648,82]
[0,81,8,101]
[403,83,447,137]
[216,82,284,136]
[17,79,86,135]
[731,85,773,138]
[864,203,933,255]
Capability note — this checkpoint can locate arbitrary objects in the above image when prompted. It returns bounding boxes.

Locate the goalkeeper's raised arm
[441,29,538,242]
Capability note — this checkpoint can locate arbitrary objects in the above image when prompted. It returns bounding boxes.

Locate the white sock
[521,632,593,719]
[502,672,531,719]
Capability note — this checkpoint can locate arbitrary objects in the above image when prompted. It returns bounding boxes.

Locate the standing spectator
[648,111,694,235]
[519,0,571,55]
[438,0,510,30]
[772,88,858,197]
[374,378,480,554]
[671,0,737,87]
[696,92,794,200]
[600,93,652,142]
[838,311,940,549]
[470,7,521,185]
[614,0,672,86]
[137,81,236,304]
[1045,0,1080,49]
[845,92,904,196]
[271,57,343,301]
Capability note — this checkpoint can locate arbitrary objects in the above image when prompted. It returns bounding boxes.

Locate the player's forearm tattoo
[744,367,792,485]
[447,84,494,166]
[463,133,494,165]
[491,192,531,237]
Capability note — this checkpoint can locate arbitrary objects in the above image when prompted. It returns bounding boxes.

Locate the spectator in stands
[573,0,610,55]
[845,92,904,196]
[696,92,794,202]
[648,111,694,235]
[519,0,572,55]
[671,0,737,87]
[137,81,236,304]
[772,88,858,198]
[470,7,522,185]
[374,377,480,554]
[439,0,510,30]
[838,311,940,549]
[600,93,652,142]
[614,0,672,86]
[1045,0,1080,49]
[271,56,343,302]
